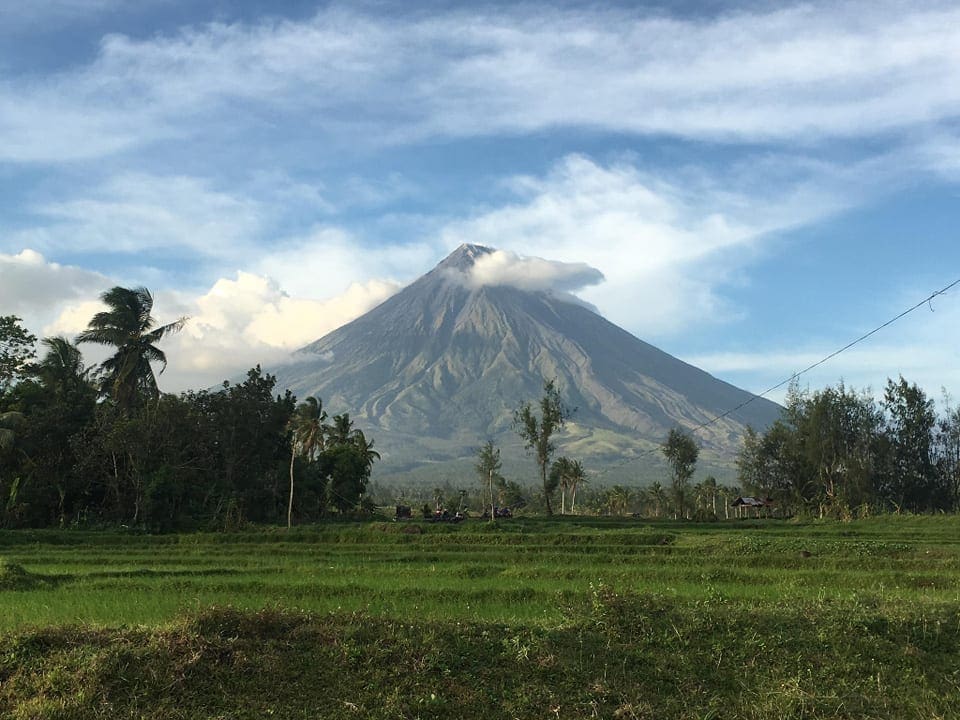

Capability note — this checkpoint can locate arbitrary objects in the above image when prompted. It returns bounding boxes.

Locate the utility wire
[596,275,960,472]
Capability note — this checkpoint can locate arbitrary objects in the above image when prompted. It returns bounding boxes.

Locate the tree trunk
[489,469,495,522]
[542,465,553,515]
[287,449,295,529]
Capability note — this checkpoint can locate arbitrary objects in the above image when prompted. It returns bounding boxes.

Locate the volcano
[273,244,781,484]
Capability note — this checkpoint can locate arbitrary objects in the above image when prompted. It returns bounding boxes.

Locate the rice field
[3,516,960,719]
[2,514,959,632]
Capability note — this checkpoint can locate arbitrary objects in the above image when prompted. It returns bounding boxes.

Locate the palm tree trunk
[489,469,494,522]
[287,449,295,529]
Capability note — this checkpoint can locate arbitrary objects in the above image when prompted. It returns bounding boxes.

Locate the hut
[731,496,775,518]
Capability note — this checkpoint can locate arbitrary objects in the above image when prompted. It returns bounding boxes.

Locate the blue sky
[1,0,959,403]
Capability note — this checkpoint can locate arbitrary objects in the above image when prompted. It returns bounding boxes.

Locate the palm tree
[351,428,381,469]
[550,457,586,514]
[567,460,587,513]
[649,481,667,518]
[0,411,25,454]
[550,457,574,515]
[606,485,632,516]
[327,413,354,446]
[287,396,327,529]
[700,475,719,517]
[37,337,90,397]
[77,287,187,413]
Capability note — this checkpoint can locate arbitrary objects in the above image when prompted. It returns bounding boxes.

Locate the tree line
[737,378,960,517]
[0,288,378,530]
[5,287,957,528]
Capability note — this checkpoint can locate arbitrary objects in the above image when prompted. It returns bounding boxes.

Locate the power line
[596,275,960,473]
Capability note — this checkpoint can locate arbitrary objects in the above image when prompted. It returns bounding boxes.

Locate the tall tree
[880,376,939,511]
[549,456,586,514]
[935,398,960,509]
[698,475,719,517]
[36,337,90,398]
[661,428,698,519]
[513,379,571,515]
[287,396,327,528]
[77,287,187,413]
[0,316,37,392]
[566,459,587,513]
[475,440,502,520]
[350,428,381,469]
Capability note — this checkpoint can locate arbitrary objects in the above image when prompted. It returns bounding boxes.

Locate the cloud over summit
[463,249,604,295]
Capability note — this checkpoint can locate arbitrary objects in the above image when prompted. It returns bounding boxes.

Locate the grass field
[2,515,960,718]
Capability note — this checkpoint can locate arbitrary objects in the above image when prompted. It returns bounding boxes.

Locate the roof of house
[731,496,775,507]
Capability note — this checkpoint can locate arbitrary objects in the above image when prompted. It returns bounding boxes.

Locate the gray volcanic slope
[274,244,782,484]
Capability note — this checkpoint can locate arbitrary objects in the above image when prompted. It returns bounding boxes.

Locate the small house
[731,496,775,518]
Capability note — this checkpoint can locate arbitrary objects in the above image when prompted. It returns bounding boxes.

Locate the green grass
[2,515,960,718]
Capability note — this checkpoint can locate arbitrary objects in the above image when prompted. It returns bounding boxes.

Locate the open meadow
[2,515,960,719]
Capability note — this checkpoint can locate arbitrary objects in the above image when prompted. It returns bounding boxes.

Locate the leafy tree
[199,366,296,526]
[475,440,502,520]
[880,376,940,511]
[798,383,880,514]
[738,383,882,517]
[287,397,327,528]
[9,338,98,527]
[661,428,698,519]
[312,412,380,517]
[513,379,572,515]
[935,397,960,509]
[77,286,187,413]
[0,316,36,391]
[319,444,372,515]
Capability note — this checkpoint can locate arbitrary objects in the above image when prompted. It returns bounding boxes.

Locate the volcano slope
[275,244,781,484]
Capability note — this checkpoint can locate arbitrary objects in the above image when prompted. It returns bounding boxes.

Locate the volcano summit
[273,244,781,484]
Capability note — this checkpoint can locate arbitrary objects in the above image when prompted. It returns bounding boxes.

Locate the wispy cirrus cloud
[3,2,960,163]
[438,153,857,335]
[14,173,263,257]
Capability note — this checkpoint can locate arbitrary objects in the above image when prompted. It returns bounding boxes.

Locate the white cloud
[4,2,960,163]
[438,154,847,336]
[4,246,398,392]
[461,249,604,294]
[143,271,398,391]
[256,227,436,298]
[0,249,110,331]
